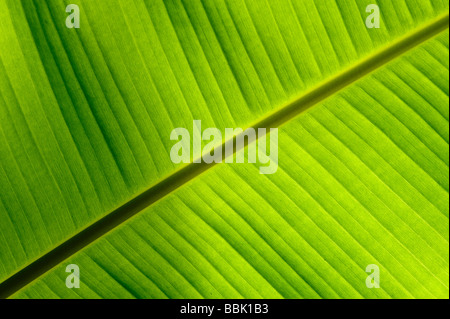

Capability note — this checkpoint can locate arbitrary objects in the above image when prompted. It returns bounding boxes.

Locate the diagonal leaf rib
[0,12,448,299]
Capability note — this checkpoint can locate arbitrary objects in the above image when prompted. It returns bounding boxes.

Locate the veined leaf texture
[0,0,448,299]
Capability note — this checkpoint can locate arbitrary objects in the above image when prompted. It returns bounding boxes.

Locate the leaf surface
[0,0,448,298]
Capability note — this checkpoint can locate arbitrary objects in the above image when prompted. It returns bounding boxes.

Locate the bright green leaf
[0,0,448,299]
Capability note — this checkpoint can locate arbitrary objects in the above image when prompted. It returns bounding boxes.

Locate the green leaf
[0,0,448,299]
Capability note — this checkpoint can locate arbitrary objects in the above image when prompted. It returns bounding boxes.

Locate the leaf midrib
[0,12,448,299]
